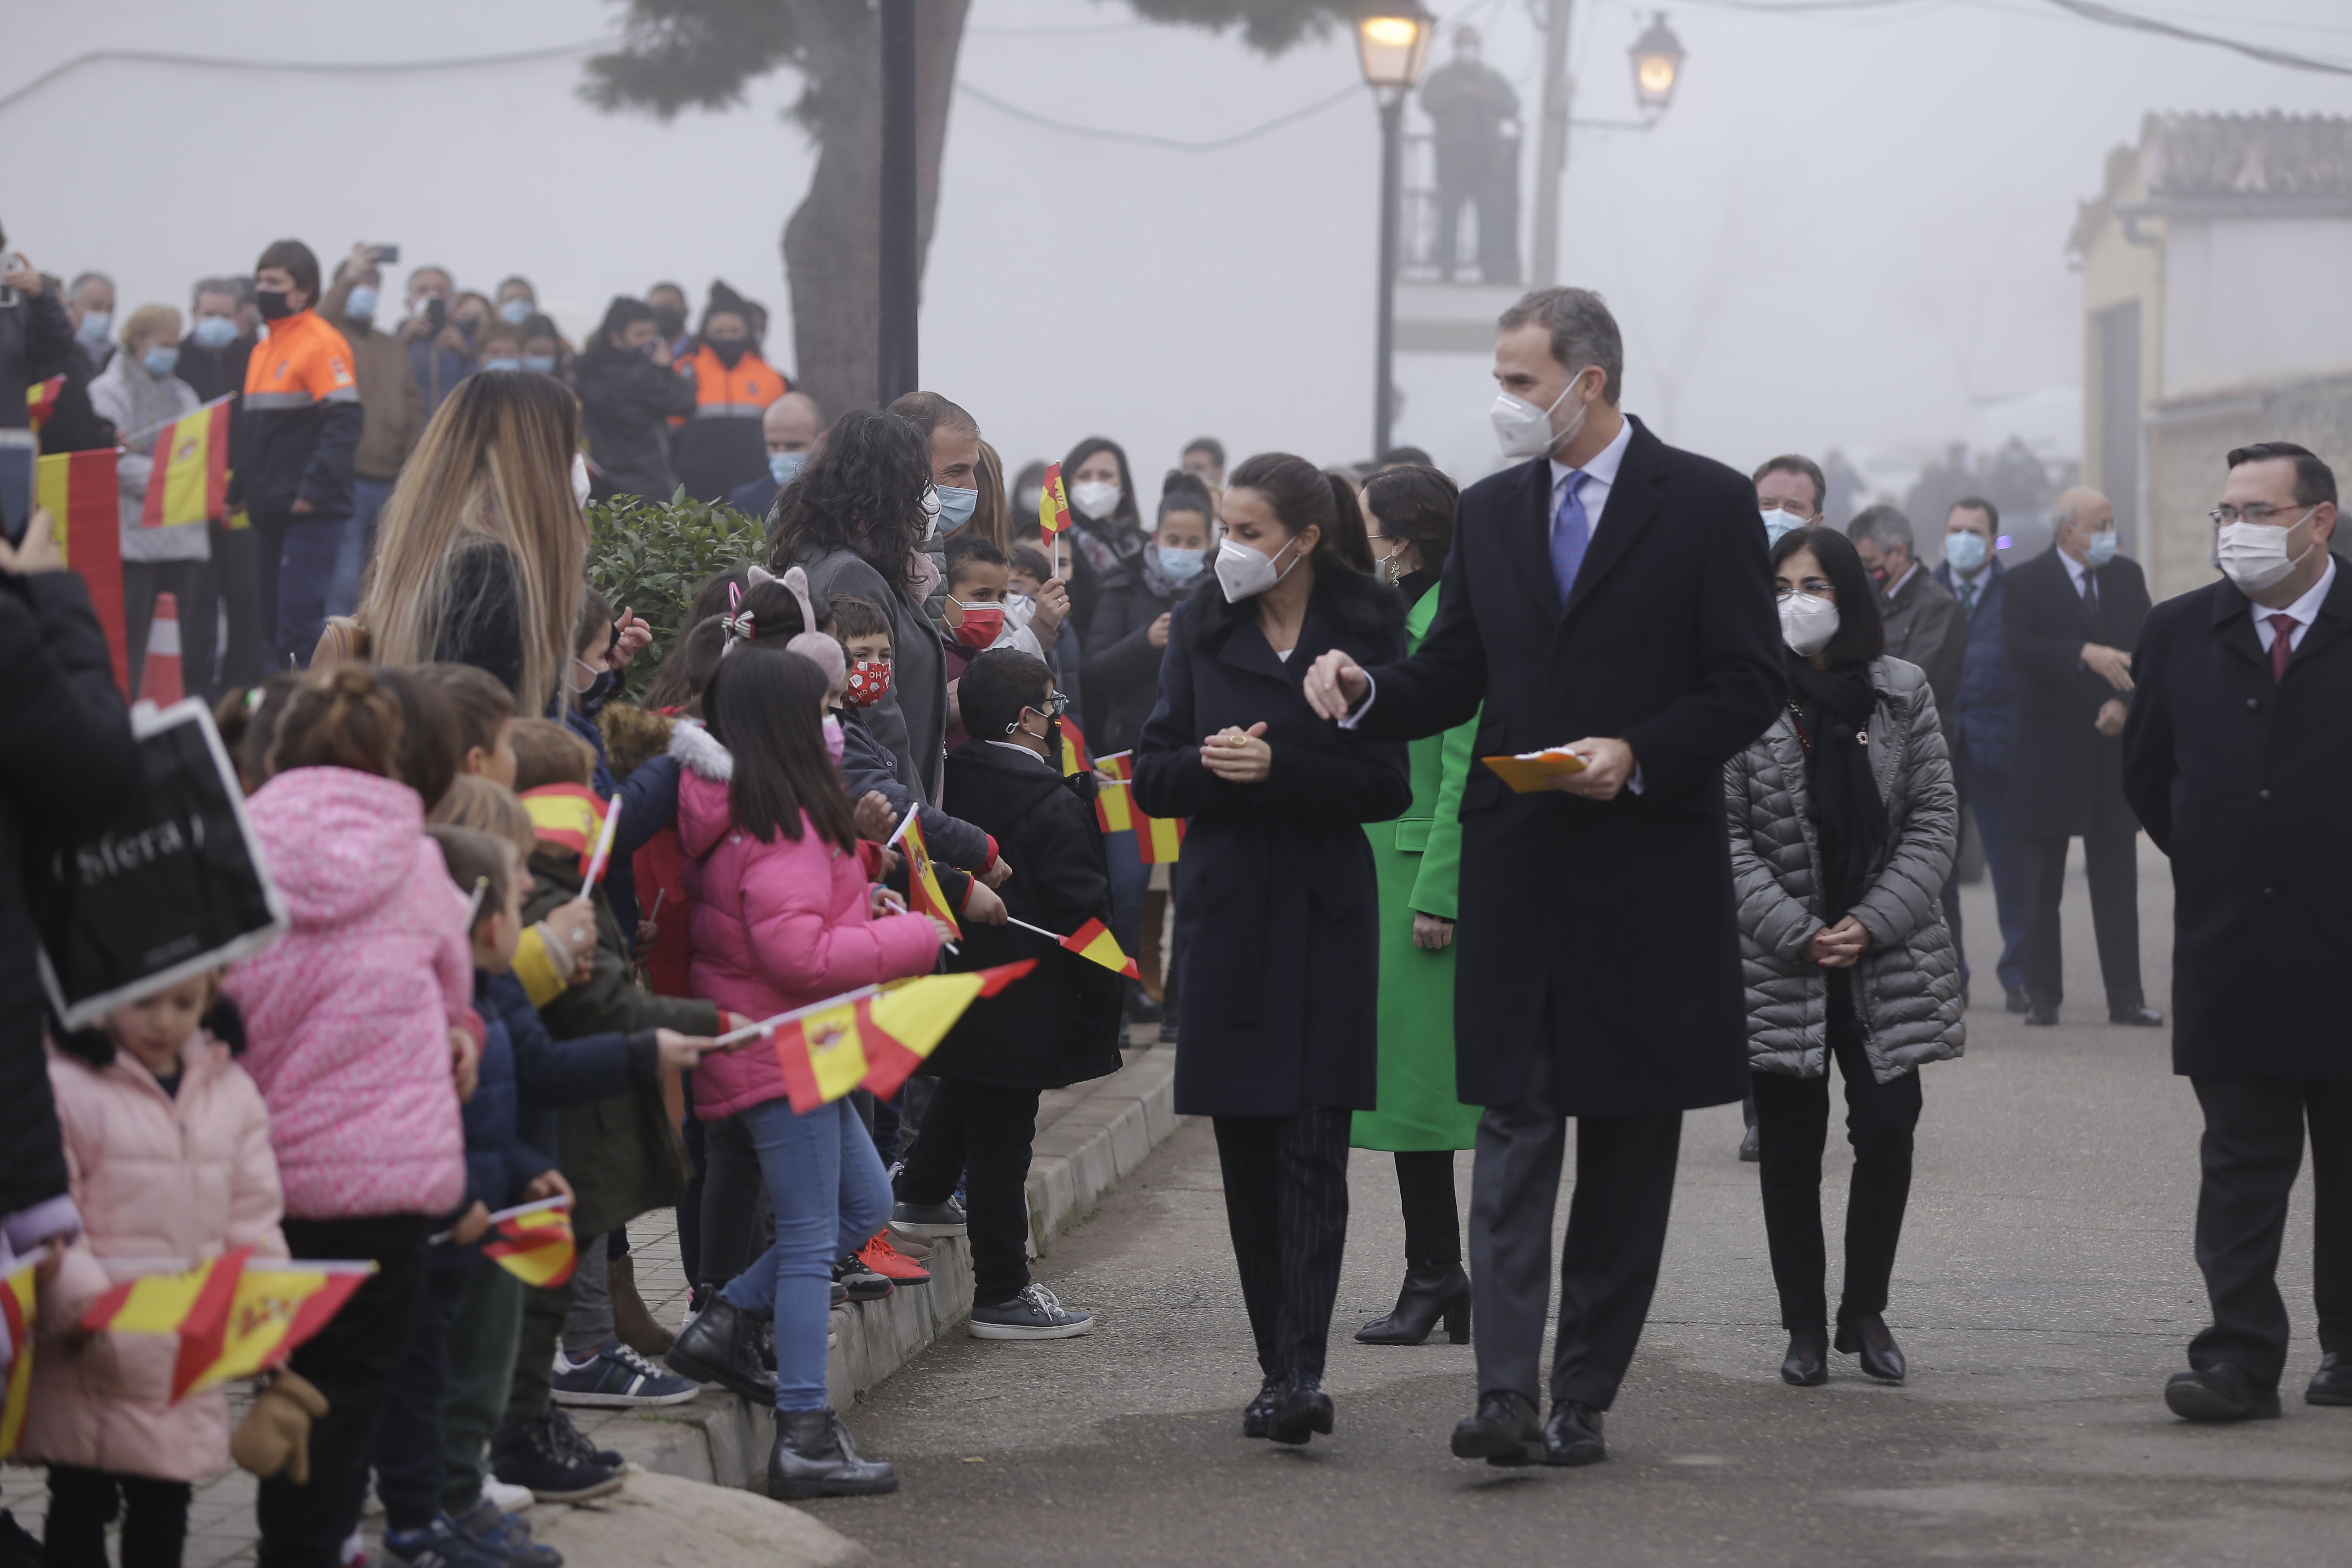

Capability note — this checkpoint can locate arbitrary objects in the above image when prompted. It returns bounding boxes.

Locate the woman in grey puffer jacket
[1726,525,1961,1393]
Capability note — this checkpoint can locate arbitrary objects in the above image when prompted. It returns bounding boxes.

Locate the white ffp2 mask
[1779,593,1840,657]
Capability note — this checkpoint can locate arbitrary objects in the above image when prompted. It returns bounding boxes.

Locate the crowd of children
[6,533,1135,1566]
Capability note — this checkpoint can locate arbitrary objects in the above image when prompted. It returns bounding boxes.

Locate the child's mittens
[232,1369,330,1484]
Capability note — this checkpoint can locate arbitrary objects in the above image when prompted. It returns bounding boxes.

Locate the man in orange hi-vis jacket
[233,238,361,666]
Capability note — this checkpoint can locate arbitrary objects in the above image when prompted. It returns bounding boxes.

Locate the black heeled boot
[768,1409,899,1499]
[1834,1310,1907,1384]
[1266,1371,1335,1446]
[1356,1262,1471,1345]
[1780,1325,1828,1387]
[664,1295,775,1405]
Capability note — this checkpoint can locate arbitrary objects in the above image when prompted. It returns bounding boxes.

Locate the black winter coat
[1082,569,1200,758]
[1133,567,1411,1118]
[0,286,73,433]
[925,742,1124,1090]
[0,570,138,1221]
[2001,547,2150,839]
[575,348,696,502]
[1349,419,1785,1114]
[2122,567,2352,1079]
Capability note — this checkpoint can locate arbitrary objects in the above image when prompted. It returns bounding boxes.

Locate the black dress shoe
[663,1296,776,1405]
[2307,1353,2352,1406]
[2024,1001,2060,1026]
[2166,1363,2280,1422]
[1357,1263,1471,1345]
[1542,1402,1606,1467]
[1834,1311,1907,1383]
[1240,1377,1281,1438]
[2109,1003,2165,1027]
[1737,1124,1761,1163]
[1780,1326,1828,1387]
[1266,1372,1334,1446]
[1450,1390,1539,1467]
[2005,986,2030,1014]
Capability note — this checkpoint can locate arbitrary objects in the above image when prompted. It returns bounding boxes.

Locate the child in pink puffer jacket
[220,665,474,1565]
[659,646,942,1500]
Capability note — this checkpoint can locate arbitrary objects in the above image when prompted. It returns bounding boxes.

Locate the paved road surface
[831,845,2352,1567]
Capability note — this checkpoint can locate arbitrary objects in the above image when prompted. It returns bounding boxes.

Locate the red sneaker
[858,1229,932,1286]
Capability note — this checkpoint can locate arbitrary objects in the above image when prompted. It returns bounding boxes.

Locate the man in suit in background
[1849,505,1966,739]
[2123,441,2350,1422]
[1305,287,1783,1469]
[2001,486,2159,1028]
[1934,497,2028,1012]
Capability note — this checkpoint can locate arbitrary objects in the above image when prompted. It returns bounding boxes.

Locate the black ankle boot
[665,1295,775,1405]
[768,1408,899,1499]
[1834,1310,1907,1384]
[1356,1262,1471,1345]
[1266,1372,1334,1446]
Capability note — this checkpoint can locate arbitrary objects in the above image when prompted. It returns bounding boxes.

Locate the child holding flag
[24,974,293,1568]
[893,649,1124,1340]
[659,646,943,1500]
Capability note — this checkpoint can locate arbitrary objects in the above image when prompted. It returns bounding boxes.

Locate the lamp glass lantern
[1356,6,1434,96]
[1629,13,1685,112]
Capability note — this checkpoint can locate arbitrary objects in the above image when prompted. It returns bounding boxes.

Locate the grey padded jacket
[1724,655,1965,1082]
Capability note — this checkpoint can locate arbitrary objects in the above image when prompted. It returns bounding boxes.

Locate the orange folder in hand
[1480,749,1591,792]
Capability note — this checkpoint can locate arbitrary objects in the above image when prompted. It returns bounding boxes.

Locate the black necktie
[2082,570,2099,619]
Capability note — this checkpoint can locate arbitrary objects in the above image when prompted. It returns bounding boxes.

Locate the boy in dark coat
[894,649,1123,1339]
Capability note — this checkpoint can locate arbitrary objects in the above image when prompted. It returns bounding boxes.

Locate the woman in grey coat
[764,407,948,805]
[1725,525,1963,1390]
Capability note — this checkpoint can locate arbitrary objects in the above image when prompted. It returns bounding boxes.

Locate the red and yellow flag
[24,374,64,430]
[82,1247,248,1400]
[1092,752,1185,863]
[775,998,881,1113]
[858,961,1037,1099]
[482,1202,578,1288]
[190,1262,371,1396]
[1037,462,1071,537]
[1061,916,1140,980]
[521,784,608,876]
[1057,715,1091,780]
[36,450,126,690]
[142,396,233,529]
[1,1256,37,1458]
[898,812,961,940]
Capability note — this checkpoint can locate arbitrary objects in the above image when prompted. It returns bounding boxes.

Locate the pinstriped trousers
[1213,1106,1354,1383]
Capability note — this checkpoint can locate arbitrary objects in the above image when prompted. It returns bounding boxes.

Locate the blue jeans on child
[1104,821,1149,963]
[717,1095,892,1411]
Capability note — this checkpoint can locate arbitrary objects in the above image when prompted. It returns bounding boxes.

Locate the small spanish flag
[1061,916,1140,980]
[81,1247,248,1400]
[521,784,608,877]
[483,1201,579,1289]
[775,1000,878,1113]
[0,1256,37,1458]
[142,395,233,529]
[187,1261,372,1396]
[1057,714,1091,780]
[1038,462,1071,536]
[899,812,961,940]
[1136,812,1187,866]
[24,374,64,431]
[1092,752,1185,863]
[37,450,127,691]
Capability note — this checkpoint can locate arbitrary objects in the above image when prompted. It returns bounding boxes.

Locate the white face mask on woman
[1214,533,1302,602]
[1778,592,1840,658]
[1069,480,1122,522]
[571,454,592,510]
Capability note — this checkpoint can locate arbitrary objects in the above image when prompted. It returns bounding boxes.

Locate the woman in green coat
[1352,465,1483,1345]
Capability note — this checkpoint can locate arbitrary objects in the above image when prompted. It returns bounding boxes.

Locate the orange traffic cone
[140,591,185,706]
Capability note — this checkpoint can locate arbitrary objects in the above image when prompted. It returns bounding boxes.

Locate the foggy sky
[7,0,2349,496]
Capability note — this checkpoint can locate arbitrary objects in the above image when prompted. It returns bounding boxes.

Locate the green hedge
[584,488,766,693]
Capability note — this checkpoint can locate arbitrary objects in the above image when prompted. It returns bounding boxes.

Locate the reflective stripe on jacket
[671,345,788,501]
[232,308,363,518]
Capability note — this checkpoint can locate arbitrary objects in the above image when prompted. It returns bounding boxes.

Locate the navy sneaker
[550,1341,699,1408]
[450,1498,561,1567]
[968,1283,1094,1340]
[382,1515,506,1568]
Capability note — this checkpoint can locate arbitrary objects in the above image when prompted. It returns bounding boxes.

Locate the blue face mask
[937,486,978,529]
[1761,510,1804,548]
[1942,530,1988,573]
[141,346,180,380]
[522,353,557,375]
[500,297,533,325]
[191,315,240,350]
[1156,544,1207,582]
[768,450,808,487]
[77,312,112,347]
[482,356,522,374]
[344,285,379,322]
[2084,530,2119,568]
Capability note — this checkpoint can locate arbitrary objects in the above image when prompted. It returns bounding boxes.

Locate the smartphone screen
[0,431,37,547]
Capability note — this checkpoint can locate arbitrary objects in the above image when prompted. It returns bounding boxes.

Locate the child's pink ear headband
[720,581,754,653]
[782,566,818,637]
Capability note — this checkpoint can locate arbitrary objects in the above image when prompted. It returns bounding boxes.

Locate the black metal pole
[877,0,919,407]
[1373,93,1403,460]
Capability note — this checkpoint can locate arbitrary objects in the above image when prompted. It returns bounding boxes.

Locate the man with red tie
[2124,441,2350,1423]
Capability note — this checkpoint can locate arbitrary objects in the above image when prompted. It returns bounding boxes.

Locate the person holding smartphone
[1,226,77,440]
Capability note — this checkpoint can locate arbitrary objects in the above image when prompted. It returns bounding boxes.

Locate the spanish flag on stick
[891,809,961,940]
[1037,462,1071,536]
[1010,915,1140,980]
[1057,715,1091,780]
[1,1255,38,1458]
[1091,752,1186,864]
[36,450,126,690]
[481,1198,579,1288]
[521,784,611,880]
[79,1250,374,1400]
[139,395,233,529]
[24,374,64,431]
[714,962,1038,1112]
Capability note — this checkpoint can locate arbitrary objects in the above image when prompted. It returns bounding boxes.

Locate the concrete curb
[574,1040,1182,1493]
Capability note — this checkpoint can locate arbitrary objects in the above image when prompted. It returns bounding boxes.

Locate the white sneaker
[481,1476,537,1514]
[968,1283,1094,1340]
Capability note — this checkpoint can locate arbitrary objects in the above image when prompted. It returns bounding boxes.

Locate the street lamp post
[1357,5,1432,462]
[877,0,919,407]
[1629,13,1685,114]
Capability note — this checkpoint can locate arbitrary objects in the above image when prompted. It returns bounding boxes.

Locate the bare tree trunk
[780,0,966,420]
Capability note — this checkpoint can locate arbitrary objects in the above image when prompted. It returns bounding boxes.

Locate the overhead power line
[954,79,1363,153]
[0,40,610,114]
[2034,0,2352,75]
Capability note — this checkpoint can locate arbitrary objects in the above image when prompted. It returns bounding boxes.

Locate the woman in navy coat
[1133,452,1410,1446]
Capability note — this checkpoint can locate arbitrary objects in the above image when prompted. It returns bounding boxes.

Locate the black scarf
[1784,655,1887,918]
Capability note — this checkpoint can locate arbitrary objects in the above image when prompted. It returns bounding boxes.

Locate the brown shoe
[609,1253,676,1358]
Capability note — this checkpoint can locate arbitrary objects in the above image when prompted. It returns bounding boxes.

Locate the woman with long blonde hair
[356,370,585,717]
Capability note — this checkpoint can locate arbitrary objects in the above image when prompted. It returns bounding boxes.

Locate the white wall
[2163,215,2352,399]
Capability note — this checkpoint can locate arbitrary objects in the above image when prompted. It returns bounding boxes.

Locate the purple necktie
[2271,614,2297,683]
[1552,471,1591,604]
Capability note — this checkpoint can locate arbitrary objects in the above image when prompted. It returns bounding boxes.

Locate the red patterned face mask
[846,658,893,706]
